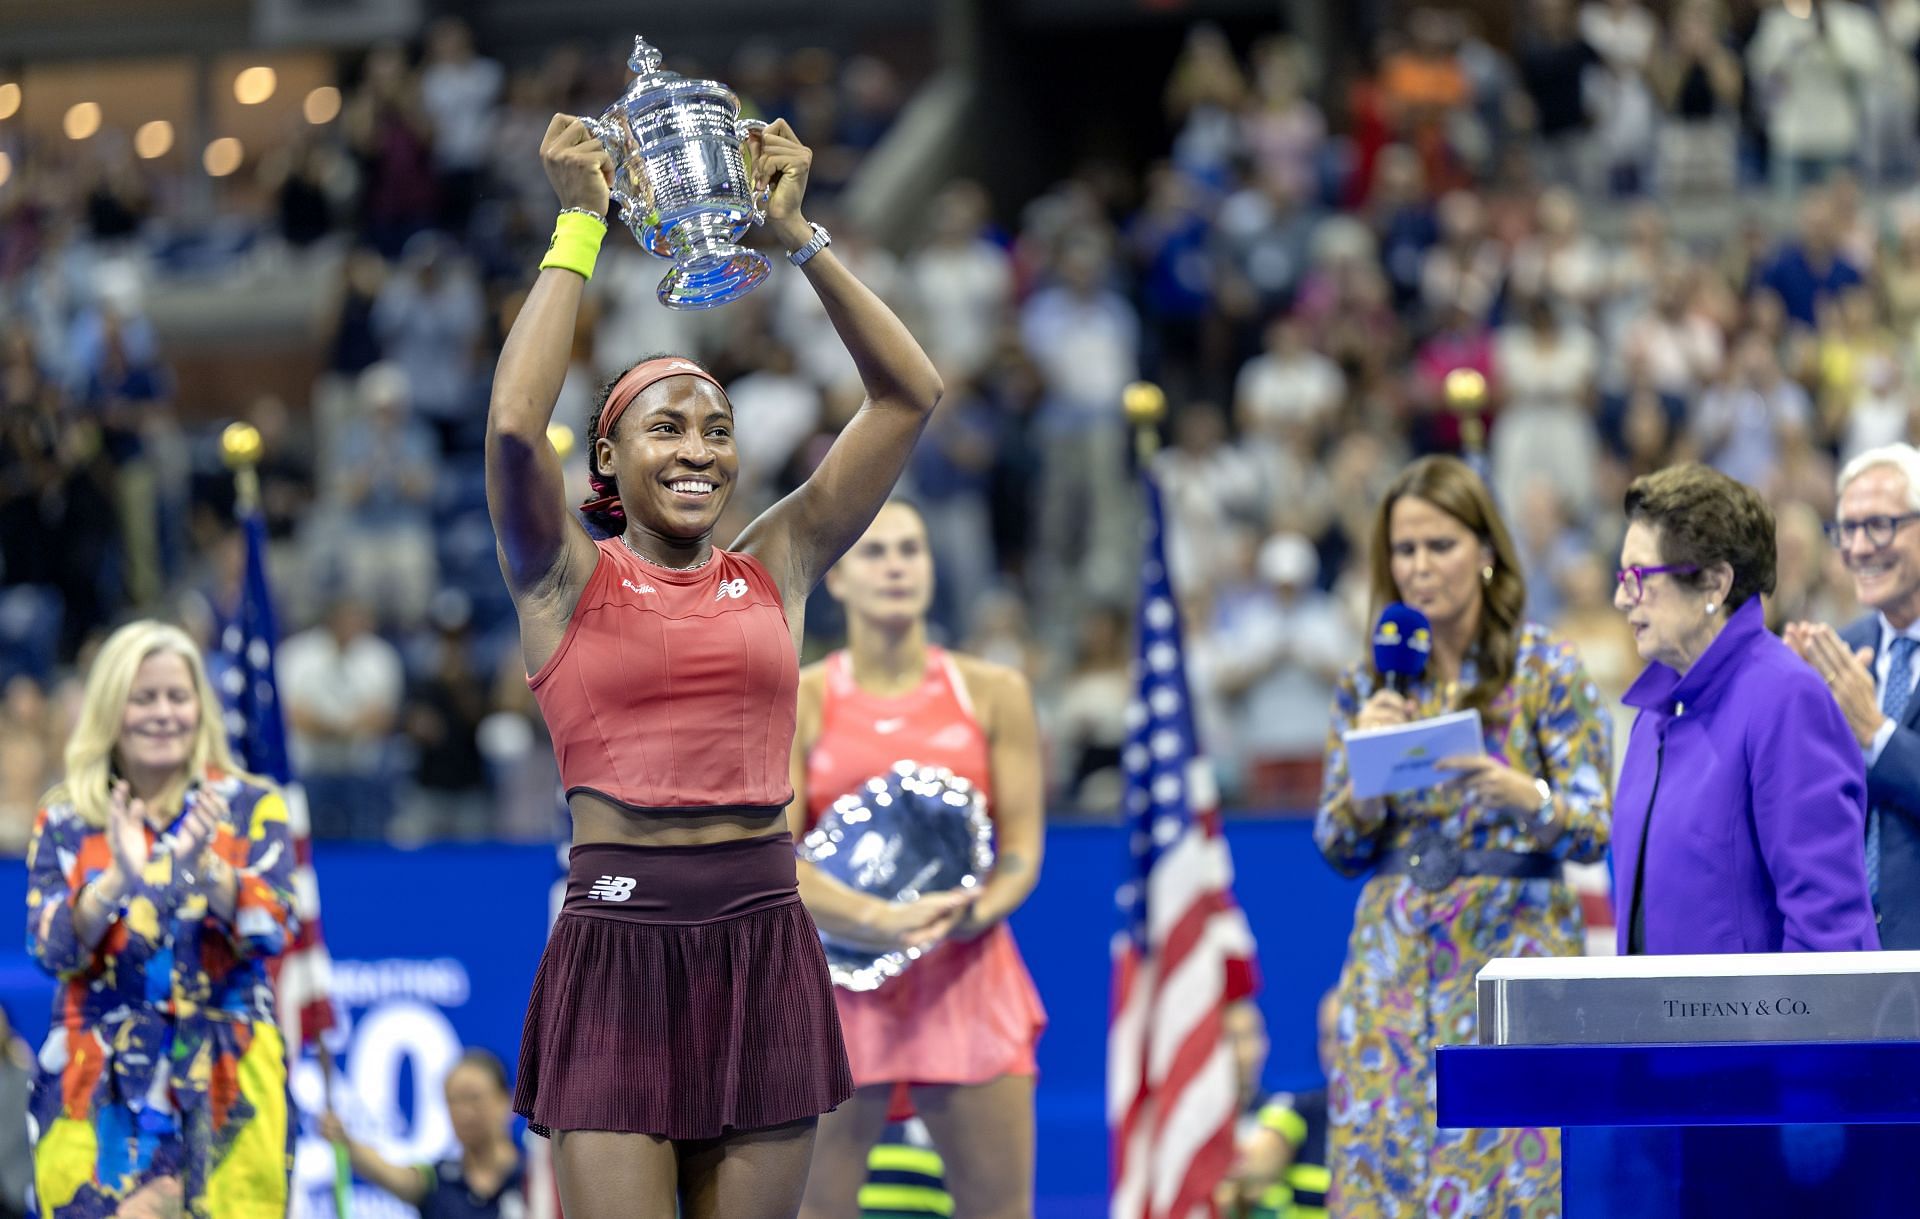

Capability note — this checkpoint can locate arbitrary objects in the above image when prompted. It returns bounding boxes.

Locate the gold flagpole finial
[222,422,264,514]
[1124,381,1167,464]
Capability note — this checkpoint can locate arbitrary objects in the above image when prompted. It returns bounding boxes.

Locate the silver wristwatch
[1532,777,1555,826]
[787,221,832,267]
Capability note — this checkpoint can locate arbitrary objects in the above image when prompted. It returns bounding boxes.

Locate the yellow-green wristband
[540,209,608,281]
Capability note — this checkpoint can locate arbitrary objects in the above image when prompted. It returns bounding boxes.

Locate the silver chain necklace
[621,532,714,572]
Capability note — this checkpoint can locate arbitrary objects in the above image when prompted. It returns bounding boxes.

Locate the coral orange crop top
[528,540,798,812]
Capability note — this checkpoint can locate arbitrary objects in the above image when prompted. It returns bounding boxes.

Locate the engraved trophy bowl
[798,762,997,992]
[579,36,770,309]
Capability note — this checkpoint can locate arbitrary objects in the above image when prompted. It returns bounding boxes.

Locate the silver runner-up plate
[798,761,996,992]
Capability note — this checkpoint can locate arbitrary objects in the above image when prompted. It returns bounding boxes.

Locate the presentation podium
[1436,952,1920,1218]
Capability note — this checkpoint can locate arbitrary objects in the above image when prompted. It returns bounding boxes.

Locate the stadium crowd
[1,1,1917,844]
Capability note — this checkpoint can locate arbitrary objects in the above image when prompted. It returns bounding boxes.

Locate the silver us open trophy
[580,36,770,309]
[798,762,997,992]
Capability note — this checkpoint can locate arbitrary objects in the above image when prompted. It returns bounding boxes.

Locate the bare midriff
[568,789,789,847]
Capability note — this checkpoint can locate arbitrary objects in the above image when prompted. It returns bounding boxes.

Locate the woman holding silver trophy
[485,37,945,1219]
[788,501,1048,1219]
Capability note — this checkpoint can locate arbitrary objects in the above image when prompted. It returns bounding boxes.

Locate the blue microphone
[1372,602,1433,695]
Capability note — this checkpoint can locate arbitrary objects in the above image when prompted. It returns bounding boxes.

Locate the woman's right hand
[539,114,613,216]
[106,781,150,887]
[319,1112,348,1145]
[857,891,973,954]
[1352,689,1414,732]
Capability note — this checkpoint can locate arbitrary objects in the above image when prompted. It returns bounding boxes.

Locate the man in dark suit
[1788,444,1920,948]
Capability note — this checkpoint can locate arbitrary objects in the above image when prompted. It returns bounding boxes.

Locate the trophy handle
[736,118,770,226]
[579,114,642,218]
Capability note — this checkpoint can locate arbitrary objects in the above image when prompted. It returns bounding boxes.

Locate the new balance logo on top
[716,578,749,601]
[587,875,636,902]
[622,579,657,596]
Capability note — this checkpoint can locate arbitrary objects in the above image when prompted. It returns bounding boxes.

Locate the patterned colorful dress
[25,768,299,1219]
[1316,625,1612,1219]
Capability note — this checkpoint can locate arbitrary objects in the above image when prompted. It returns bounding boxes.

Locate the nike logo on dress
[874,717,906,734]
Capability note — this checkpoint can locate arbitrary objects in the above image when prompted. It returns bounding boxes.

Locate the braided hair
[578,352,719,538]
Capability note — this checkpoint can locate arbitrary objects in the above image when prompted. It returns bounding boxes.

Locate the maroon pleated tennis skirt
[514,832,853,1141]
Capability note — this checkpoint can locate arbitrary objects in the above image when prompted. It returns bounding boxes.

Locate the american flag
[1109,471,1259,1219]
[215,508,337,1048]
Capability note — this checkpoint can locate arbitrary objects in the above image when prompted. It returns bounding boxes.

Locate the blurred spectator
[344,42,439,258]
[320,1047,524,1218]
[1020,235,1140,631]
[397,595,491,843]
[1165,24,1249,190]
[1048,603,1131,813]
[1693,330,1815,488]
[725,334,822,505]
[906,376,1004,641]
[1816,284,1897,436]
[1235,315,1344,451]
[1757,190,1866,328]
[1208,532,1354,809]
[1381,10,1475,195]
[419,18,505,235]
[1580,0,1658,73]
[316,363,439,628]
[1616,265,1725,399]
[1515,0,1600,190]
[1154,403,1266,594]
[1491,294,1600,522]
[906,181,1013,384]
[280,597,404,840]
[1508,189,1607,309]
[1747,0,1883,196]
[1419,190,1503,324]
[1244,39,1326,204]
[372,233,486,450]
[1652,0,1743,195]
[0,676,55,855]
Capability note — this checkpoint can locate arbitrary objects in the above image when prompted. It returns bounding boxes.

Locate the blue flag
[215,510,291,784]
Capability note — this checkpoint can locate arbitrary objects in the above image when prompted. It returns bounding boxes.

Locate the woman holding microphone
[1316,456,1613,1216]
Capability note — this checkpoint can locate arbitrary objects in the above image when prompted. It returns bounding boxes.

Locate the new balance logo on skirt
[588,875,636,902]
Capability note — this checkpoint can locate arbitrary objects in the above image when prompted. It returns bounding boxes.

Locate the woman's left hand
[165,787,227,881]
[1435,755,1542,814]
[750,119,815,250]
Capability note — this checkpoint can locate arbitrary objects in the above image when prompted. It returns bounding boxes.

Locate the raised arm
[485,115,609,600]
[733,121,944,603]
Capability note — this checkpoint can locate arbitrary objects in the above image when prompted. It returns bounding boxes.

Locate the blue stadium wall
[0,821,1362,1218]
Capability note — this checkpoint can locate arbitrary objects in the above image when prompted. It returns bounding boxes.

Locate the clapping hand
[163,786,228,882]
[1788,621,1882,748]
[106,781,153,884]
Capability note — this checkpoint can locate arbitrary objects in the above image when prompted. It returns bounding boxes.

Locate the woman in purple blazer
[1613,464,1880,954]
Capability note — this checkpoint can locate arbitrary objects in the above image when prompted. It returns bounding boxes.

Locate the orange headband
[596,357,728,439]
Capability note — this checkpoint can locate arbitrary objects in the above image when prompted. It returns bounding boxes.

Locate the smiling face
[116,651,199,785]
[1387,494,1492,637]
[597,376,738,540]
[1838,463,1920,629]
[826,502,935,629]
